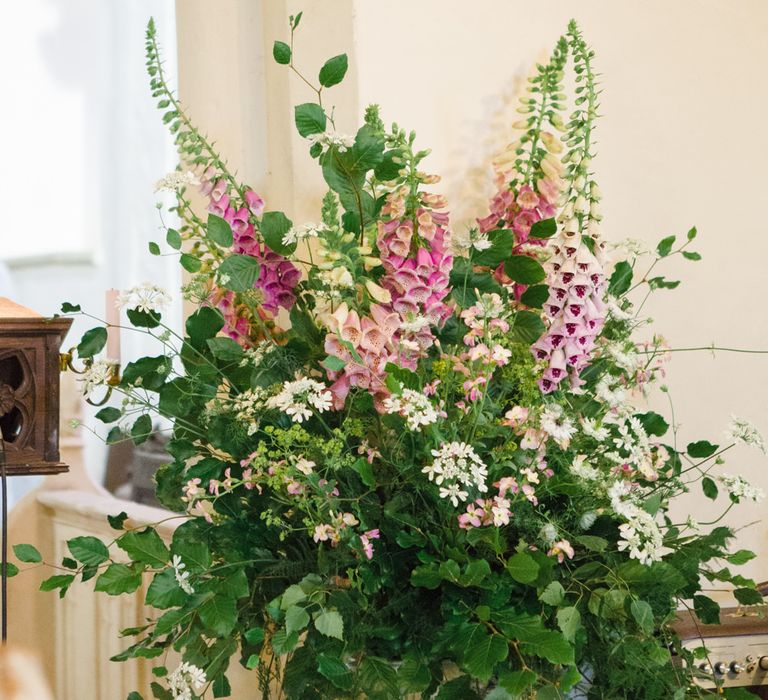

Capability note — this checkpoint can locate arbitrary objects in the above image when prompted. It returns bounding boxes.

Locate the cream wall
[177,1,768,597]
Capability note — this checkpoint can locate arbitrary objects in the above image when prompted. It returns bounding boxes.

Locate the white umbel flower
[423,442,488,506]
[116,282,172,314]
[282,222,322,247]
[717,473,765,503]
[383,389,440,431]
[79,359,116,398]
[726,416,766,454]
[266,375,333,423]
[617,511,663,565]
[168,661,207,700]
[306,131,355,154]
[154,170,200,193]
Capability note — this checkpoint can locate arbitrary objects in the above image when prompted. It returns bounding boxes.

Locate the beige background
[176,0,768,596]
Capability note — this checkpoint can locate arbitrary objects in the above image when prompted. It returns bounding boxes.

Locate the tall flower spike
[533,21,608,394]
[476,36,569,300]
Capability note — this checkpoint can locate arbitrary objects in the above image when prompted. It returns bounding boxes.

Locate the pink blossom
[548,539,575,563]
[360,529,380,560]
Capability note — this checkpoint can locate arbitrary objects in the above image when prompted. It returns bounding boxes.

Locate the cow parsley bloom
[306,131,355,154]
[168,661,206,700]
[116,282,172,314]
[717,473,765,503]
[171,555,194,595]
[726,416,766,454]
[423,442,488,506]
[383,388,440,431]
[153,170,200,193]
[266,375,333,423]
[79,359,117,398]
[282,222,322,247]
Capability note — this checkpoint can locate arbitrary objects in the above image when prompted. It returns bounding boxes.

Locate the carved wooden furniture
[0,298,72,475]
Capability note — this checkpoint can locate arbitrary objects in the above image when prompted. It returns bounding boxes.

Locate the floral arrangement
[14,15,767,700]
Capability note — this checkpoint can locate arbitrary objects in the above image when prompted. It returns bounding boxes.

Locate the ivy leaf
[687,440,719,458]
[314,610,344,639]
[295,103,327,137]
[95,564,142,595]
[630,599,654,635]
[126,308,161,329]
[273,40,291,65]
[199,595,237,637]
[504,255,546,285]
[218,254,261,292]
[702,476,718,500]
[68,536,110,567]
[608,261,633,296]
[207,214,233,247]
[509,310,545,344]
[458,624,508,682]
[14,543,42,563]
[61,302,81,313]
[116,528,169,567]
[78,327,108,358]
[260,211,295,255]
[506,552,540,583]
[166,228,182,250]
[693,594,720,624]
[528,217,557,239]
[318,54,348,88]
[656,235,676,257]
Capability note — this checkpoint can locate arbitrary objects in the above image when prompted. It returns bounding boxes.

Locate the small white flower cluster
[383,388,440,431]
[116,282,172,314]
[399,314,431,333]
[726,416,766,454]
[717,473,765,503]
[306,131,355,154]
[79,359,116,398]
[605,297,633,321]
[608,479,664,565]
[595,374,629,412]
[238,341,274,369]
[423,442,488,506]
[168,661,206,700]
[231,387,269,435]
[171,554,194,594]
[539,404,577,447]
[603,341,640,375]
[266,375,333,423]
[318,266,355,290]
[580,417,610,442]
[617,510,663,565]
[282,222,322,247]
[153,170,200,193]
[611,238,650,257]
[570,454,600,481]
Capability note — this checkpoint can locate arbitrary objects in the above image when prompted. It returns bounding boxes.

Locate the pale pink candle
[105,289,121,363]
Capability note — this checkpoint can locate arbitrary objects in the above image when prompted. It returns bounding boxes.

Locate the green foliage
[295,103,327,137]
[78,327,108,358]
[14,543,42,563]
[318,54,348,88]
[608,261,633,296]
[218,255,261,292]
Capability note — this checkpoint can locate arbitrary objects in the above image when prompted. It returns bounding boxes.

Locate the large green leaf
[273,40,291,65]
[458,624,508,682]
[295,103,326,137]
[314,610,344,640]
[473,229,513,267]
[218,255,261,293]
[509,310,546,344]
[199,594,237,637]
[317,653,353,690]
[95,564,142,595]
[78,327,108,358]
[116,528,169,567]
[13,543,42,563]
[608,261,632,296]
[506,552,540,583]
[207,214,233,247]
[185,306,224,343]
[260,211,295,255]
[505,255,546,285]
[358,657,399,700]
[318,54,348,87]
[146,568,187,609]
[68,536,110,567]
